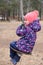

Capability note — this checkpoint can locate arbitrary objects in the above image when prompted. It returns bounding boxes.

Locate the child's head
[24,10,39,25]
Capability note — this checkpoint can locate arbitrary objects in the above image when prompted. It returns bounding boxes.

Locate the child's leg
[10,50,21,65]
[10,47,21,64]
[11,54,21,65]
[10,41,21,64]
[10,41,17,58]
[10,47,17,59]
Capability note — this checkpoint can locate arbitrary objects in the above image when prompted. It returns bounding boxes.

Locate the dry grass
[0,20,43,65]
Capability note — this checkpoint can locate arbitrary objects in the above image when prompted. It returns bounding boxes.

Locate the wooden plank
[10,47,32,55]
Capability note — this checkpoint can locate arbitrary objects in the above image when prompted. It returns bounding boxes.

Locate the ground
[0,20,43,65]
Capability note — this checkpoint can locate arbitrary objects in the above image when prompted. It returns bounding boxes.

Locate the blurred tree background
[0,0,42,21]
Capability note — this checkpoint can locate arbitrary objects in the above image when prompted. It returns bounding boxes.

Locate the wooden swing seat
[10,46,32,55]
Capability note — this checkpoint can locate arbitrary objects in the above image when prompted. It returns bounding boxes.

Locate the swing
[10,46,32,55]
[10,0,32,58]
[10,0,32,55]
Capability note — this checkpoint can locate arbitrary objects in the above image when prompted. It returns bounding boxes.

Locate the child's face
[24,21,30,26]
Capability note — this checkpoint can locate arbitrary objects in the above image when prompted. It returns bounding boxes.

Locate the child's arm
[30,19,41,32]
[16,24,27,36]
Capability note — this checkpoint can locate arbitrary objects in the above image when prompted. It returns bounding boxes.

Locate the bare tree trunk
[6,10,10,21]
[13,9,15,19]
[27,0,30,13]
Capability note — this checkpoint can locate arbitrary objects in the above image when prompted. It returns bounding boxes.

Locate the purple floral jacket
[15,19,41,53]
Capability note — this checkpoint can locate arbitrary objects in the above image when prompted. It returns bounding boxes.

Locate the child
[10,10,41,65]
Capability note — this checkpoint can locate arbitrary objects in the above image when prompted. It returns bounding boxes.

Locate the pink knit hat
[24,10,39,24]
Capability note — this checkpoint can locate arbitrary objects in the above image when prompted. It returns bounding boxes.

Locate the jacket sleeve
[16,24,27,36]
[30,20,41,32]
